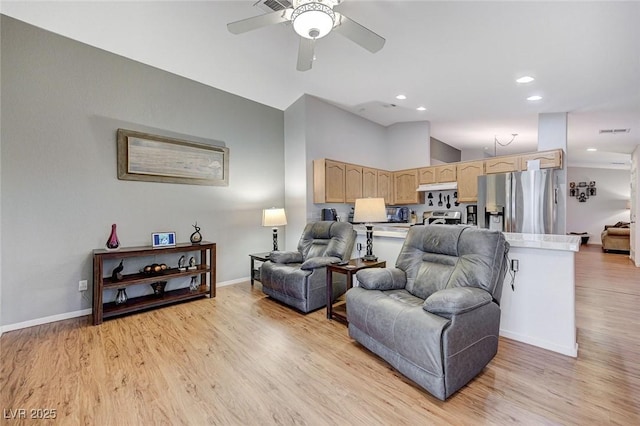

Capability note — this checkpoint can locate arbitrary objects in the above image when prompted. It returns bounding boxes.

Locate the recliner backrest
[297,221,356,261]
[396,225,509,302]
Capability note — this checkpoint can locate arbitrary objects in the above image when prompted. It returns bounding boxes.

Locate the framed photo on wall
[152,232,176,248]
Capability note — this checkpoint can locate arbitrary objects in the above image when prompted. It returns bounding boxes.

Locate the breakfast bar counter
[352,225,580,357]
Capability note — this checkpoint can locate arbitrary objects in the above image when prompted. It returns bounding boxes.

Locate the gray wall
[430,137,461,164]
[1,17,284,326]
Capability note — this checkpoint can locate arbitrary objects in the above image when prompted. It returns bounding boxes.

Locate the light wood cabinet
[314,159,345,203]
[457,161,485,202]
[519,149,563,170]
[345,164,363,203]
[362,167,378,198]
[436,164,457,182]
[377,170,393,204]
[393,169,424,205]
[485,155,521,174]
[418,166,437,184]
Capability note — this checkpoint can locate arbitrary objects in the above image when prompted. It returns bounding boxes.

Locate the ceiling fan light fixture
[291,2,335,39]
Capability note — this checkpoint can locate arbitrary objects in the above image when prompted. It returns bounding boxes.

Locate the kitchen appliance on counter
[321,208,338,221]
[386,207,409,223]
[466,205,477,226]
[424,210,462,225]
[477,170,557,234]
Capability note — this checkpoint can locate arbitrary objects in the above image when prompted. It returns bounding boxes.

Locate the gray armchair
[260,221,356,313]
[347,225,509,400]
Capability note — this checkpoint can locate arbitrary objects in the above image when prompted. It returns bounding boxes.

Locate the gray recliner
[260,221,356,313]
[347,225,509,400]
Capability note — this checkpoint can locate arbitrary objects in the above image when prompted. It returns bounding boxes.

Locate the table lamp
[353,198,387,261]
[262,207,287,251]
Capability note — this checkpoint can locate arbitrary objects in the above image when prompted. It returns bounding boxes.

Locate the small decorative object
[106,223,120,250]
[188,256,197,270]
[571,181,596,202]
[427,192,433,199]
[589,181,596,187]
[142,263,167,275]
[428,199,433,206]
[578,181,587,187]
[190,222,203,244]
[189,276,199,292]
[150,281,167,295]
[152,232,176,248]
[111,260,124,281]
[178,255,186,271]
[115,288,128,305]
[569,182,576,189]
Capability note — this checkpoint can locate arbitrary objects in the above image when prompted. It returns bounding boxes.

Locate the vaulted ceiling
[2,1,639,167]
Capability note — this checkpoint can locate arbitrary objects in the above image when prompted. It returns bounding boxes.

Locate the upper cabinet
[314,159,345,203]
[457,161,485,202]
[418,167,437,184]
[377,170,393,204]
[362,167,378,199]
[436,165,457,182]
[484,155,521,174]
[345,164,363,203]
[393,169,424,205]
[519,149,563,170]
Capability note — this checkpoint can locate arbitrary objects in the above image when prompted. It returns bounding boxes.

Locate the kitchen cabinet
[457,160,485,202]
[393,169,424,205]
[418,167,437,184]
[362,167,378,198]
[377,170,393,204]
[93,242,216,325]
[519,149,563,170]
[485,155,521,174]
[345,164,363,203]
[314,159,346,203]
[436,164,457,182]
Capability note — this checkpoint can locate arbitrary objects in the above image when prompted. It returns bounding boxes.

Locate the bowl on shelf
[150,281,167,295]
[141,263,168,275]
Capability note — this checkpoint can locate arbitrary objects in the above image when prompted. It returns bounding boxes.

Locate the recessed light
[516,76,535,84]
[527,95,543,101]
[395,94,407,100]
[586,148,597,152]
[416,106,427,111]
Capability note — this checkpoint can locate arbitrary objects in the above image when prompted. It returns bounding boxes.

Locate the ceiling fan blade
[297,38,315,72]
[227,9,292,34]
[333,12,385,53]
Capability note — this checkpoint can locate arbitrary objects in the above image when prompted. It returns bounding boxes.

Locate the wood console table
[92,242,216,325]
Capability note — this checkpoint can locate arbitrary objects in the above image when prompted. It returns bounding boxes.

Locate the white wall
[386,122,431,170]
[1,17,285,326]
[284,96,307,251]
[567,167,630,244]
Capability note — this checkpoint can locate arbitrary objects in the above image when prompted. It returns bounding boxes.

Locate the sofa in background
[601,221,630,252]
[347,225,509,400]
[260,221,356,313]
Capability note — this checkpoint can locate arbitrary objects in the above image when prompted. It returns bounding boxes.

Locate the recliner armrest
[269,251,303,264]
[423,287,492,317]
[300,256,341,270]
[356,268,407,290]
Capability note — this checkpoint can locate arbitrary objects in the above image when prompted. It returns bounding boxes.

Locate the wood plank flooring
[1,245,639,425]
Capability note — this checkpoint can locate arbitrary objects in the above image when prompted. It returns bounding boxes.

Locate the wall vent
[599,128,631,134]
[255,0,292,13]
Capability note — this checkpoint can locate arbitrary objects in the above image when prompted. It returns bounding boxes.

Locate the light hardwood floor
[1,246,639,425]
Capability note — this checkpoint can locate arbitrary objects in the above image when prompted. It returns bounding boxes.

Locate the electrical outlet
[511,259,519,272]
[78,280,88,291]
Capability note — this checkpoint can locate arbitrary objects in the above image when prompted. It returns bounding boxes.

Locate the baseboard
[500,328,578,357]
[0,279,252,333]
[1,308,92,333]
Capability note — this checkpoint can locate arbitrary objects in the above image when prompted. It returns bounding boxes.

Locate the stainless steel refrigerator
[477,170,557,234]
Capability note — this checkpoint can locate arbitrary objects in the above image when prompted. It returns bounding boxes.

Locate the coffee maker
[466,205,477,226]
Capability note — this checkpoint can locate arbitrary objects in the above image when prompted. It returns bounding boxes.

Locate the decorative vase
[115,288,128,305]
[106,224,120,250]
[150,281,167,295]
[190,222,202,244]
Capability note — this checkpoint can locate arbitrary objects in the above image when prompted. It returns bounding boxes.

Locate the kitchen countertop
[354,224,581,252]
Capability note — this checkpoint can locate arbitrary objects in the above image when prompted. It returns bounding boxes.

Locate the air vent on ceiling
[255,0,292,13]
[599,128,631,134]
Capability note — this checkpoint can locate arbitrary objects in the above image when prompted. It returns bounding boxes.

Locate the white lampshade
[353,198,387,223]
[262,208,288,227]
[291,2,335,39]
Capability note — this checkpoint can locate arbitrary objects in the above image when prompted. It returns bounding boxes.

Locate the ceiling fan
[227,0,385,71]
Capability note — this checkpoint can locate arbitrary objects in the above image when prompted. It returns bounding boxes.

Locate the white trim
[1,308,92,333]
[500,329,578,358]
[218,277,250,287]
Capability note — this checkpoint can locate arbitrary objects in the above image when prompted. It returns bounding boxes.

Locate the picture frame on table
[152,232,176,248]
